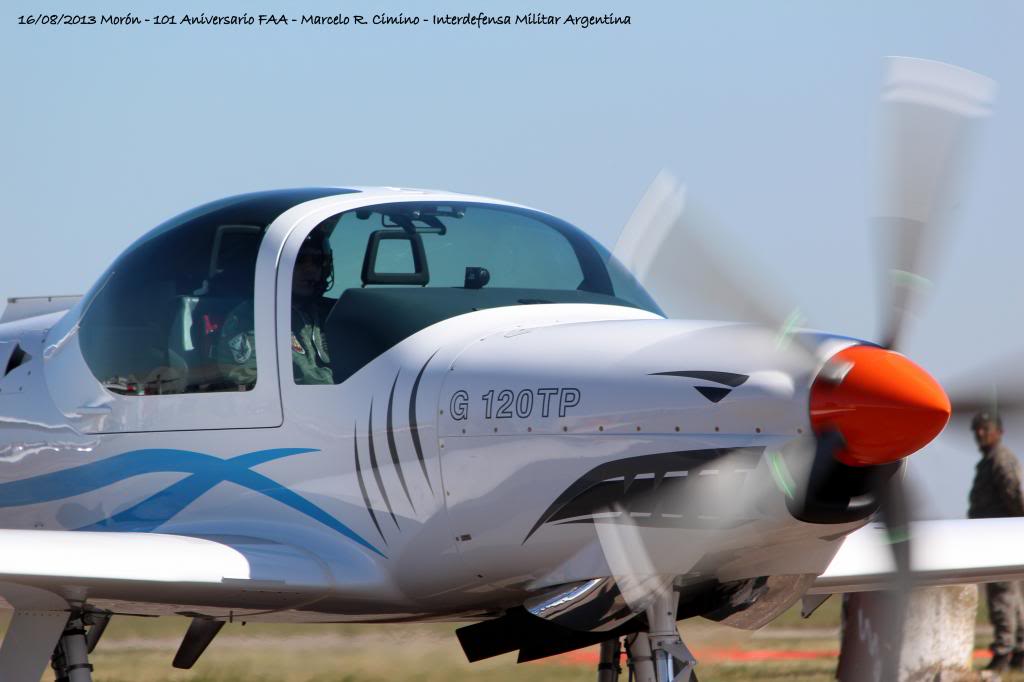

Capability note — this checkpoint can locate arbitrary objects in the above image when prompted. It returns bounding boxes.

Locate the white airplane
[0,58,1017,682]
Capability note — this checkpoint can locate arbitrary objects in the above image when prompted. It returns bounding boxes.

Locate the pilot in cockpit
[217,228,335,387]
[289,229,334,385]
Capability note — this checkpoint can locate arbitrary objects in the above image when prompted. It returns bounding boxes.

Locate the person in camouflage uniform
[217,302,258,389]
[968,411,1024,671]
[288,229,334,385]
[217,229,335,387]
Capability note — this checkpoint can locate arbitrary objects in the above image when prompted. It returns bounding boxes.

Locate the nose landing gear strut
[597,593,698,682]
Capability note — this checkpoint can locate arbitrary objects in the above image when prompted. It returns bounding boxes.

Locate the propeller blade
[862,467,917,680]
[594,506,674,614]
[943,352,1024,417]
[801,432,916,679]
[604,57,988,670]
[592,450,771,617]
[875,57,996,350]
[876,468,914,586]
[949,389,1024,417]
[615,170,798,329]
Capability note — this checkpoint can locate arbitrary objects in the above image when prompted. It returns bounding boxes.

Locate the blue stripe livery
[0,448,385,557]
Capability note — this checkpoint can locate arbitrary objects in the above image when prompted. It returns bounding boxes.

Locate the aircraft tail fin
[1,295,82,324]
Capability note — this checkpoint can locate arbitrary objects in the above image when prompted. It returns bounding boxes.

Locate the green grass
[1,593,1007,681]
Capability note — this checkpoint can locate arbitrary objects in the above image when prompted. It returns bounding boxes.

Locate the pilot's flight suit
[290,300,333,385]
[969,444,1024,659]
[217,304,257,389]
[217,299,333,388]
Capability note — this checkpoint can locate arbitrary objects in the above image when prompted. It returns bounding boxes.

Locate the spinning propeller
[607,56,996,675]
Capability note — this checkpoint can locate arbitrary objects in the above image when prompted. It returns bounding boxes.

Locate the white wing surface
[811,518,1024,594]
[0,530,333,615]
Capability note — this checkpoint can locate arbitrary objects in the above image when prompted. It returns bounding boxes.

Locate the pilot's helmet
[298,227,335,297]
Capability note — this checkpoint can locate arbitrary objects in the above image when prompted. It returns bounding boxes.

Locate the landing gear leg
[596,638,622,682]
[638,592,697,682]
[626,632,656,682]
[50,613,93,682]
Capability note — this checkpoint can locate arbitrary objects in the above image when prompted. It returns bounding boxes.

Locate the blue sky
[3,1,1023,515]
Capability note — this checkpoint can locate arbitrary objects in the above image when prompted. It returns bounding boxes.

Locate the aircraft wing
[809,518,1024,594]
[0,530,333,614]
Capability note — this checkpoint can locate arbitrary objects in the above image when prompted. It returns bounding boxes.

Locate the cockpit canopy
[78,189,661,396]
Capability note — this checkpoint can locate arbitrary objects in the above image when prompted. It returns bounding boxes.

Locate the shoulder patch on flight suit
[291,333,305,355]
[228,332,253,364]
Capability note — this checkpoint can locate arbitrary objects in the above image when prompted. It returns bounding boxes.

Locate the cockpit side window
[291,201,662,385]
[79,188,354,396]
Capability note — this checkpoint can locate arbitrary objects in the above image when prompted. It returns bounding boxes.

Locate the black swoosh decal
[695,386,731,403]
[523,447,764,543]
[387,373,415,510]
[409,350,439,492]
[368,401,399,529]
[354,422,386,545]
[649,371,749,387]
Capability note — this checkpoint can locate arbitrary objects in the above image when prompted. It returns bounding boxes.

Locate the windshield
[325,202,659,306]
[301,201,662,383]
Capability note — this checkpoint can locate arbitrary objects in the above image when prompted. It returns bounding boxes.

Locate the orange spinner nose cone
[809,345,951,466]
